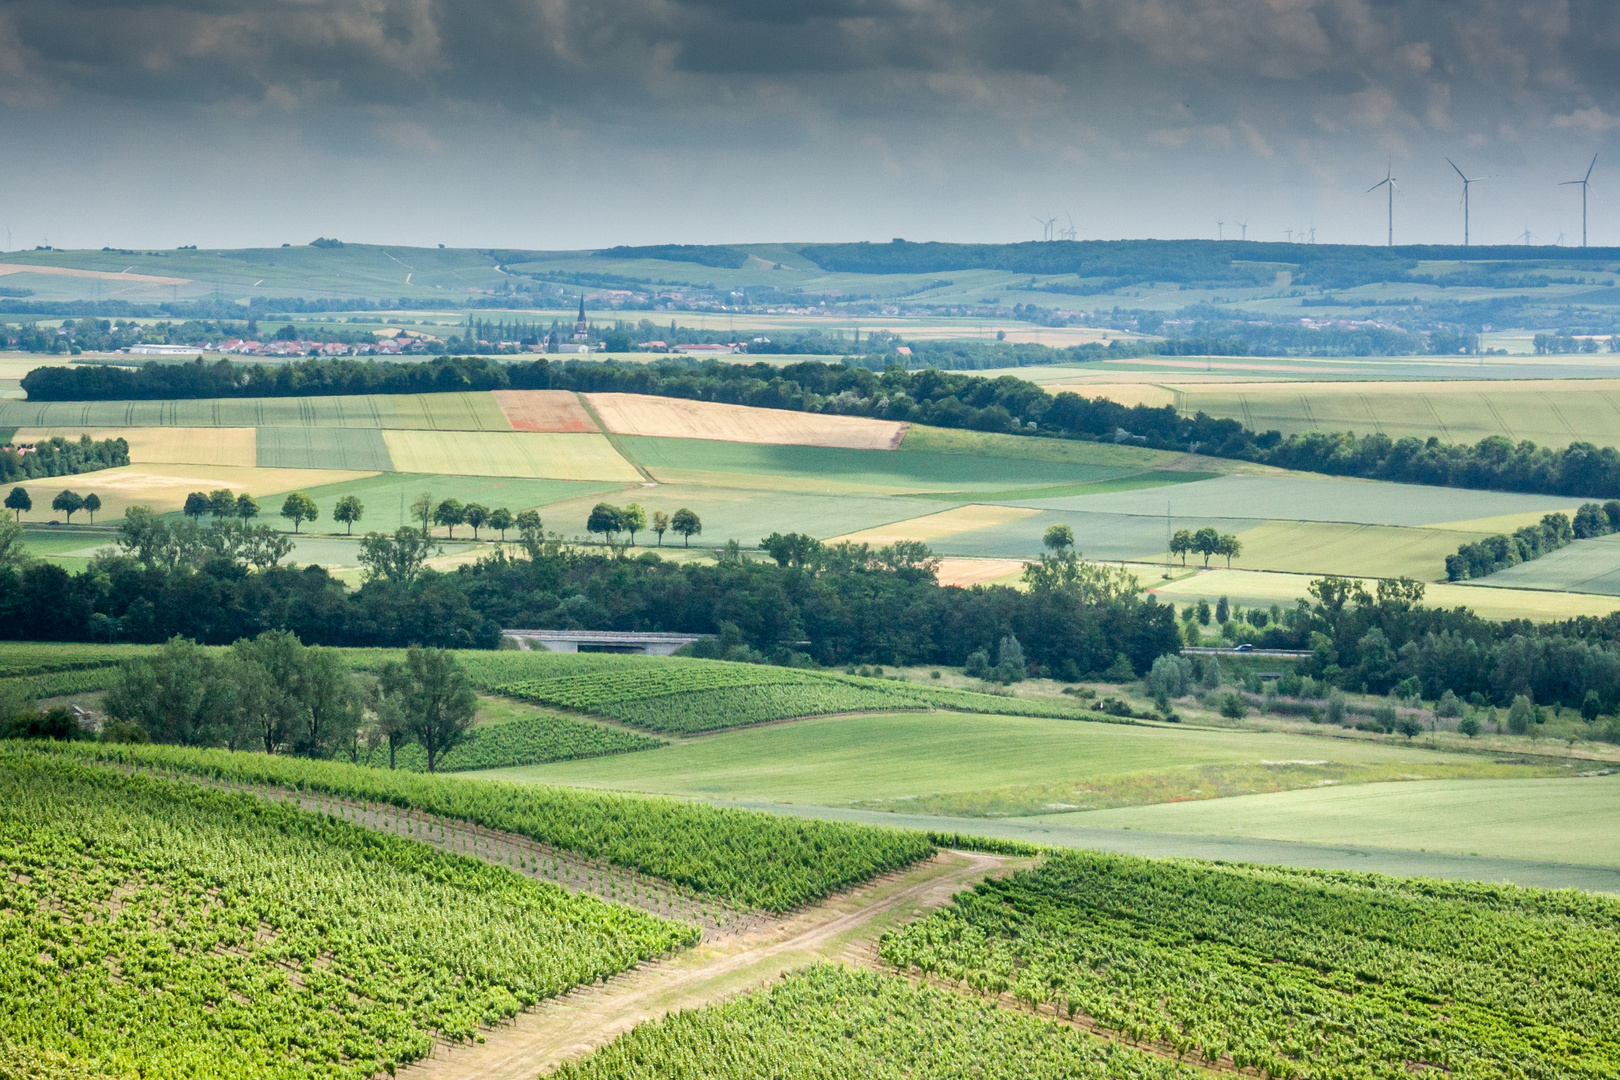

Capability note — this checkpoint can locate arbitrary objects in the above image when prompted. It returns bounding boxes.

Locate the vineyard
[551,965,1209,1080]
[0,643,152,703]
[37,741,937,911]
[0,750,695,1080]
[880,850,1620,1079]
[489,655,1102,733]
[384,712,663,772]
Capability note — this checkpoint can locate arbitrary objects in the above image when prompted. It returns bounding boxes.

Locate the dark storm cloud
[0,0,1615,138]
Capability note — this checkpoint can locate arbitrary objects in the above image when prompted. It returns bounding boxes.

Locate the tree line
[0,508,1180,676]
[1,434,129,484]
[102,633,477,770]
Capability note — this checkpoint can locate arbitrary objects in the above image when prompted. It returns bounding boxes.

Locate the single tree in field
[1043,524,1074,551]
[357,526,436,585]
[182,491,210,521]
[1217,533,1242,568]
[1214,595,1230,624]
[333,494,365,535]
[620,503,647,545]
[586,502,622,544]
[1193,526,1221,567]
[6,486,32,522]
[434,498,465,539]
[207,489,237,519]
[462,503,490,539]
[279,491,319,533]
[82,493,101,524]
[1171,528,1193,566]
[651,510,670,546]
[52,490,84,524]
[388,646,477,772]
[410,492,435,534]
[671,507,702,547]
[514,509,541,533]
[235,493,259,520]
[489,507,514,540]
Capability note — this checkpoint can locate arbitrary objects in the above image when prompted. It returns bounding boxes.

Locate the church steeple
[572,293,590,343]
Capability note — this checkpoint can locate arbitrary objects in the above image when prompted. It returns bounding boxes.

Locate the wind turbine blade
[1448,158,1467,182]
[1587,154,1598,183]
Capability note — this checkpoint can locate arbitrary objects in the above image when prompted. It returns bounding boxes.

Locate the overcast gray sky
[1,0,1616,251]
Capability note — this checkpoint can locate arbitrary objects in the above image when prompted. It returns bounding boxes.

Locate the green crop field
[0,750,695,1079]
[1463,533,1620,595]
[899,424,1183,468]
[40,741,936,910]
[1174,378,1620,450]
[481,709,1488,810]
[618,436,1133,492]
[554,965,1205,1080]
[881,849,1620,1079]
[0,391,513,432]
[381,429,643,480]
[1006,473,1576,528]
[1046,775,1620,869]
[255,425,394,470]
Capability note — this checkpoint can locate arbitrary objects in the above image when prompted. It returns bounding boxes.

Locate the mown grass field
[479,710,1488,808]
[1044,775,1620,869]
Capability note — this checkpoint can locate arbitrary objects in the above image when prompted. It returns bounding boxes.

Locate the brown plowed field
[585,392,907,449]
[493,390,598,432]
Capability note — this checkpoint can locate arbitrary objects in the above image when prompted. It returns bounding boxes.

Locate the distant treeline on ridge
[23,355,1620,501]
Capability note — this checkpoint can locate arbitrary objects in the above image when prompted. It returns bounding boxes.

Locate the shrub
[1218,693,1248,719]
[1508,694,1534,735]
[1458,714,1481,738]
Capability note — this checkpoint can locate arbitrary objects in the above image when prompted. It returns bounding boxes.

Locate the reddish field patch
[493,390,598,433]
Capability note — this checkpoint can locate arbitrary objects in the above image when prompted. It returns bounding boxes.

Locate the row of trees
[1169,527,1243,568]
[1446,510,1582,581]
[586,503,702,546]
[104,633,477,771]
[6,487,102,524]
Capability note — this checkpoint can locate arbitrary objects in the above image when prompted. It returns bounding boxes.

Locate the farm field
[880,850,1620,1079]
[0,751,696,1080]
[1173,378,1620,450]
[828,503,1040,545]
[0,390,513,431]
[1464,532,1620,595]
[1222,520,1487,579]
[494,389,599,432]
[25,463,378,518]
[14,425,256,466]
[379,429,642,480]
[255,425,394,470]
[297,472,619,533]
[1144,567,1620,620]
[479,709,1490,809]
[1051,775,1620,868]
[586,391,907,449]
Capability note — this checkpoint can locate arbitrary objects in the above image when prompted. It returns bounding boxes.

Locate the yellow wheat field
[12,427,256,468]
[827,504,1040,546]
[25,464,376,519]
[585,392,908,450]
[379,430,642,481]
[934,557,1029,587]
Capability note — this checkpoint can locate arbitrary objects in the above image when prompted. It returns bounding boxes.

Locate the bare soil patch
[586,392,907,450]
[493,390,599,433]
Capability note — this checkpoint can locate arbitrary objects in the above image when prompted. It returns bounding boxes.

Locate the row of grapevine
[34,741,937,911]
[552,965,1208,1080]
[0,666,125,703]
[381,712,664,772]
[0,750,696,1080]
[880,850,1620,1079]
